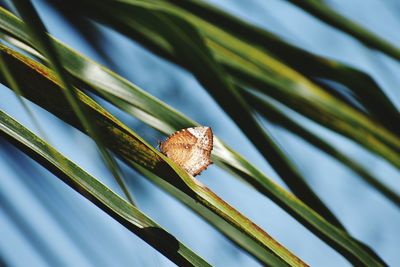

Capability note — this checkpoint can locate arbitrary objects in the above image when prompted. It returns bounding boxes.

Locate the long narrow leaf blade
[243,89,400,208]
[65,0,350,232]
[61,0,400,169]
[10,0,136,206]
[0,45,304,267]
[0,2,346,232]
[286,0,400,62]
[0,110,211,267]
[0,43,387,267]
[1,4,399,170]
[163,0,400,136]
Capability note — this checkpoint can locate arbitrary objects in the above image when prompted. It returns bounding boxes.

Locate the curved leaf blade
[62,0,400,169]
[286,0,400,62]
[163,0,400,136]
[0,2,346,233]
[63,0,350,233]
[0,110,211,267]
[242,89,400,209]
[9,0,137,206]
[0,44,304,267]
[0,42,387,267]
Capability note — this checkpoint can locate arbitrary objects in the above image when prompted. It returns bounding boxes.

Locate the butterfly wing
[181,147,212,176]
[160,127,213,176]
[160,129,197,169]
[183,127,213,175]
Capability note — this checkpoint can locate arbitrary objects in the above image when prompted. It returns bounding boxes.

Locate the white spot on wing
[187,126,208,139]
[187,127,211,151]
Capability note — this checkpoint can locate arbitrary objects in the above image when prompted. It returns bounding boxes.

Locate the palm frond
[0,110,211,267]
[0,1,398,266]
[0,39,387,266]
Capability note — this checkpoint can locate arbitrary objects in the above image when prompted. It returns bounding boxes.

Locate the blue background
[1,0,399,266]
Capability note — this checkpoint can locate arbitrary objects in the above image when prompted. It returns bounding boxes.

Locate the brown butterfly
[159,126,213,176]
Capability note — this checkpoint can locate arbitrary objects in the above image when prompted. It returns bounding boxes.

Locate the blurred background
[0,0,399,266]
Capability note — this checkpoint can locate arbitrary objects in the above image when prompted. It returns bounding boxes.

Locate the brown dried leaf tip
[159,126,213,176]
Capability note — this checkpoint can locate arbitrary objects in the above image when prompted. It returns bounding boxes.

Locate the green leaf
[60,0,400,171]
[0,44,304,267]
[2,2,399,168]
[60,0,351,234]
[9,0,136,206]
[0,2,347,233]
[286,0,400,62]
[0,110,211,267]
[163,0,400,137]
[0,41,387,266]
[0,48,49,141]
[242,89,400,209]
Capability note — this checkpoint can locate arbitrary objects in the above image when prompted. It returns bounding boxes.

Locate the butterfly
[159,126,213,176]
